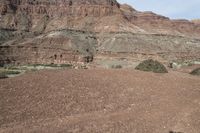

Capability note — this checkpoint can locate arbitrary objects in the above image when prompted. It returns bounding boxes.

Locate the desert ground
[1,0,200,132]
[0,68,200,133]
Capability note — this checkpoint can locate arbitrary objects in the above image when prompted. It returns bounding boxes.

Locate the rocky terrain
[0,0,200,67]
[0,69,200,133]
[1,0,200,132]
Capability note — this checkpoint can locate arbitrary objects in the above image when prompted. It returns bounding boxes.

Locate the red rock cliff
[0,0,120,17]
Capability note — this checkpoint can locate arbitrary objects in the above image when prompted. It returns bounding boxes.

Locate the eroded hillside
[0,0,200,67]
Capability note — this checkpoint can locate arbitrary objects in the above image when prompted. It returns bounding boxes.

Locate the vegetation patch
[0,63,74,79]
[111,65,122,69]
[0,69,21,79]
[30,64,72,68]
[135,59,168,73]
[0,70,21,75]
[0,73,8,79]
[59,64,73,68]
[190,68,200,76]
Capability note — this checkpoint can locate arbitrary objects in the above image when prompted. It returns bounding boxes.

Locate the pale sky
[118,0,200,20]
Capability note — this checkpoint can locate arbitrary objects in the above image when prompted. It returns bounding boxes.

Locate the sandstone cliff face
[1,0,200,36]
[15,0,120,17]
[0,0,120,32]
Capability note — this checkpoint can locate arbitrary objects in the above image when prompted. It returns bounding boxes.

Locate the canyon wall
[0,0,200,66]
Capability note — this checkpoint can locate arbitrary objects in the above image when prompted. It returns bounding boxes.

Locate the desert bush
[31,64,72,68]
[0,70,21,75]
[135,59,168,73]
[59,64,73,68]
[32,64,57,67]
[190,68,200,76]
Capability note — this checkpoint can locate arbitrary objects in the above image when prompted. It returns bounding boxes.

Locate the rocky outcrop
[120,5,200,37]
[1,0,200,36]
[0,29,97,65]
[15,0,120,17]
[1,29,200,66]
[0,0,121,31]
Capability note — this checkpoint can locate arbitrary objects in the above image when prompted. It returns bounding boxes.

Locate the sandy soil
[0,69,200,133]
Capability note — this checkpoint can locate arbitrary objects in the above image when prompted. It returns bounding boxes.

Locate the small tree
[190,68,200,76]
[135,59,168,73]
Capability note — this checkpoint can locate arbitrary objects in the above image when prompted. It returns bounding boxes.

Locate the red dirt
[0,69,200,133]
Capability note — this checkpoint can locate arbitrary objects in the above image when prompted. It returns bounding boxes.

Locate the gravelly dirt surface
[0,69,200,133]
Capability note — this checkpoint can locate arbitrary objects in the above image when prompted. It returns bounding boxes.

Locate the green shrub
[32,64,57,67]
[59,64,73,68]
[6,66,22,70]
[190,68,200,76]
[135,59,168,73]
[31,64,72,68]
[0,70,21,78]
[2,71,21,75]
